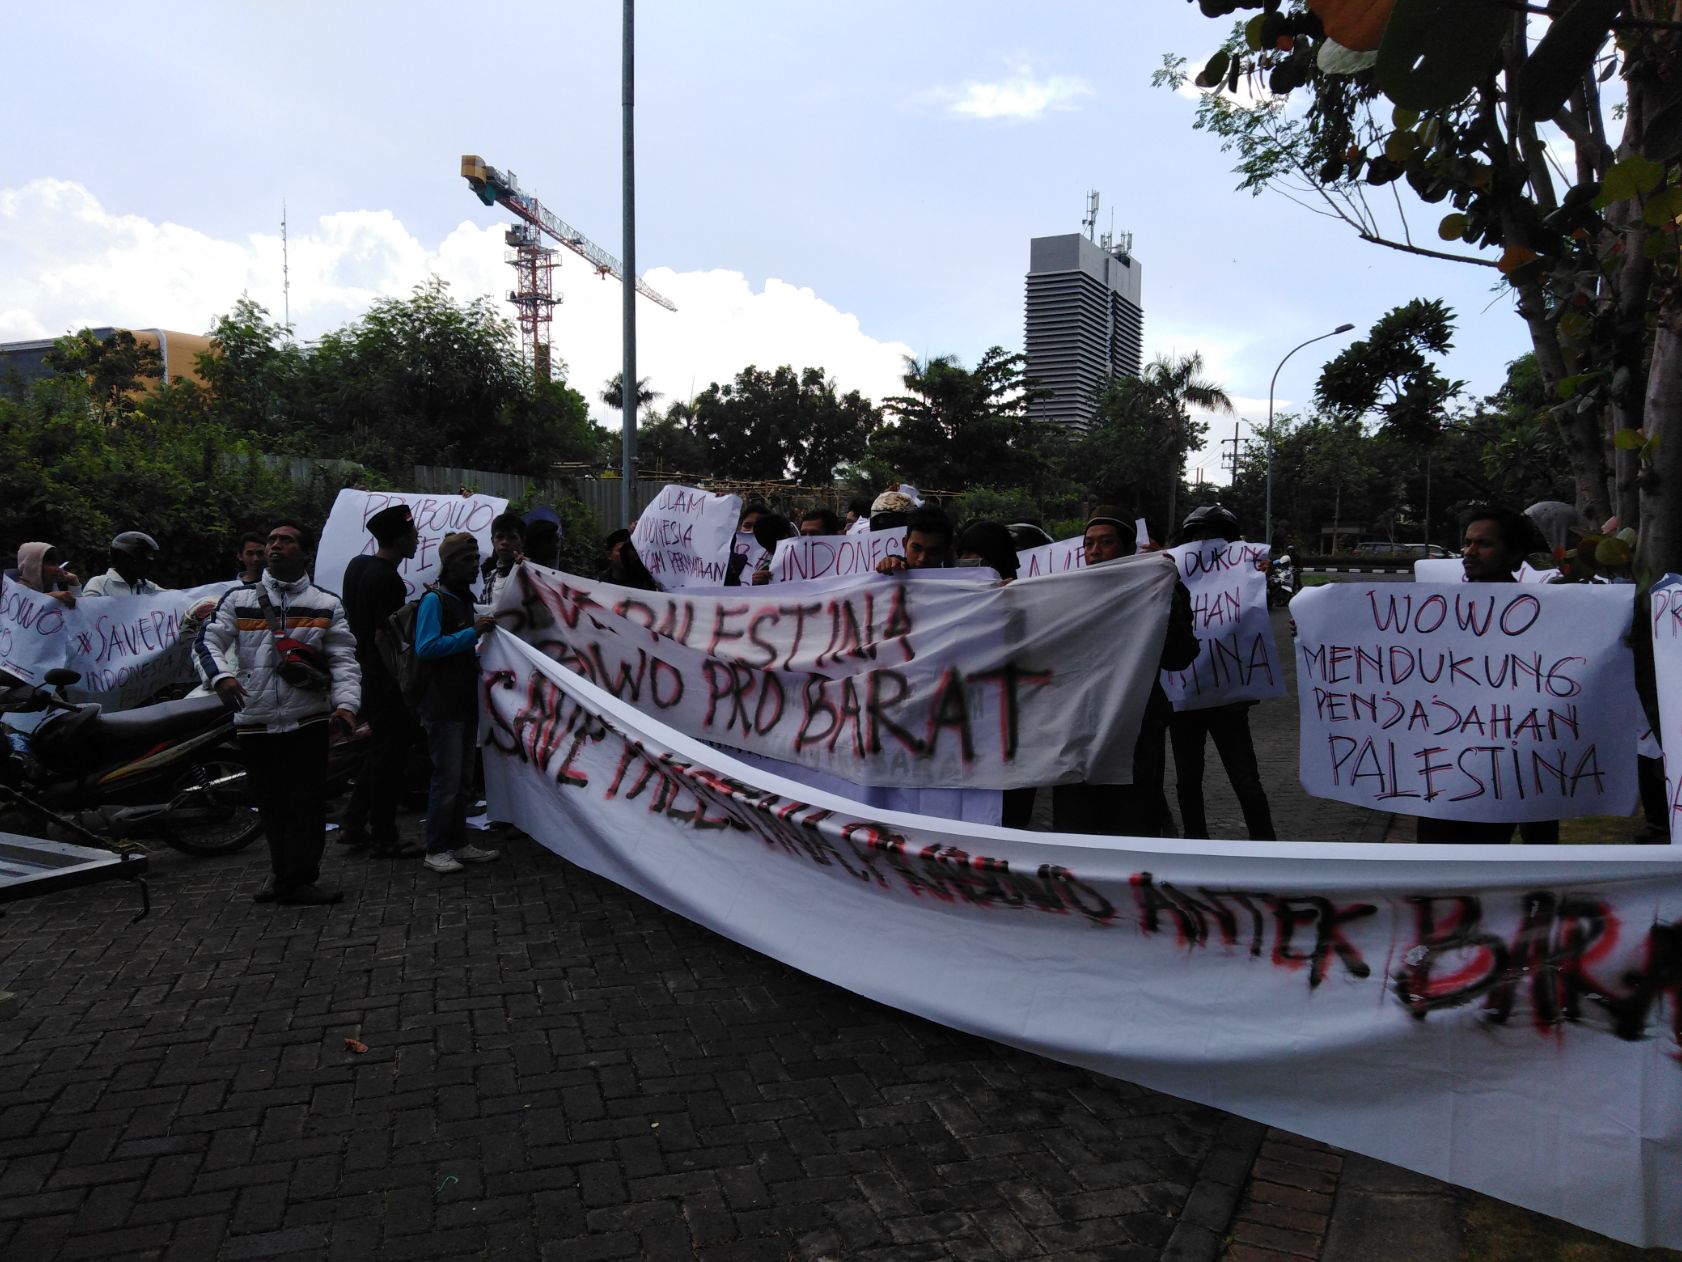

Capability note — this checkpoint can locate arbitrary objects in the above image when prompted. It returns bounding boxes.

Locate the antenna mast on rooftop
[281,202,292,339]
[1083,189,1099,241]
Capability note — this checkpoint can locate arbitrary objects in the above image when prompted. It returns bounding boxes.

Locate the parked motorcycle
[1268,554,1297,608]
[1,669,260,855]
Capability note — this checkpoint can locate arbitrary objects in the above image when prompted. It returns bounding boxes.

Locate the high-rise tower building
[1023,232,1143,427]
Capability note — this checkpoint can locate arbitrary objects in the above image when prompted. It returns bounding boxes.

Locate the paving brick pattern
[0,828,1244,1261]
[0,608,1403,1260]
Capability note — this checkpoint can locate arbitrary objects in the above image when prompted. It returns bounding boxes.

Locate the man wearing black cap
[83,530,168,597]
[1051,505,1198,837]
[339,504,422,857]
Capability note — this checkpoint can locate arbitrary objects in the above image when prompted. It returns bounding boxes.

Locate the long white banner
[315,488,508,599]
[1293,583,1641,821]
[1162,539,1284,711]
[0,578,235,709]
[480,628,1682,1249]
[493,556,1177,788]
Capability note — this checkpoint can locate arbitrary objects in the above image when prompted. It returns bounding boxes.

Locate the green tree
[1315,299,1464,442]
[44,328,162,422]
[599,373,659,417]
[871,347,1046,491]
[1073,351,1231,532]
[196,298,307,437]
[691,365,879,483]
[1162,1,1682,571]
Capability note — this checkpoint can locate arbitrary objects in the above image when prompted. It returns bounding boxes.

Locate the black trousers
[241,724,329,893]
[1415,817,1559,844]
[344,683,421,846]
[1050,684,1176,838]
[1170,703,1276,840]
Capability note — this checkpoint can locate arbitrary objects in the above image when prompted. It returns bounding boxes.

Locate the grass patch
[1462,1193,1682,1261]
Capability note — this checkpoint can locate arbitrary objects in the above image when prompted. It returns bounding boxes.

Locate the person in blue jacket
[415,532,501,874]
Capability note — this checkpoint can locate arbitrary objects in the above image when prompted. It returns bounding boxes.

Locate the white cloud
[0,178,914,420]
[928,66,1090,121]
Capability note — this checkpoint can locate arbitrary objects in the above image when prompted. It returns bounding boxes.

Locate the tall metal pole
[620,0,637,528]
[1264,322,1355,548]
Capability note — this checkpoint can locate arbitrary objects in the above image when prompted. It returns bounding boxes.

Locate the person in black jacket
[339,503,423,858]
[1051,505,1198,837]
[415,533,501,875]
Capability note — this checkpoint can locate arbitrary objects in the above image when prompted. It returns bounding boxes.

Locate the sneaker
[424,852,465,874]
[454,843,501,863]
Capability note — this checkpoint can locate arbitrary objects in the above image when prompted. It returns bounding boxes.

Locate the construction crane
[461,154,676,384]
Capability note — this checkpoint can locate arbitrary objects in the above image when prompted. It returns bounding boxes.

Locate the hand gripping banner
[480,629,1682,1248]
[493,555,1179,790]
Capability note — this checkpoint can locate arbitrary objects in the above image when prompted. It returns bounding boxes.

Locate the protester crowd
[0,482,1663,909]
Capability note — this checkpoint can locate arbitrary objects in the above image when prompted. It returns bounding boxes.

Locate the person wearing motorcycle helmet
[1168,504,1277,840]
[83,530,167,597]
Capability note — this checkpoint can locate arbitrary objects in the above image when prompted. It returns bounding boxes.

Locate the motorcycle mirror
[43,669,82,687]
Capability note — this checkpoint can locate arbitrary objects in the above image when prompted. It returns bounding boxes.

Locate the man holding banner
[1422,506,1559,844]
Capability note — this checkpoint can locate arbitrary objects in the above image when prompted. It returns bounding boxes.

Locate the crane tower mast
[461,154,675,383]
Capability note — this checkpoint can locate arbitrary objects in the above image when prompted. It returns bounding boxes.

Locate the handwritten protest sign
[315,489,507,599]
[1649,575,1682,843]
[1161,539,1283,710]
[1016,534,1084,578]
[483,628,1682,1250]
[631,484,741,590]
[493,554,1178,789]
[769,529,904,583]
[1293,583,1640,821]
[0,578,235,709]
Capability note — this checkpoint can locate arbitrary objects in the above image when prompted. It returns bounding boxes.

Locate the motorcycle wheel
[164,758,262,856]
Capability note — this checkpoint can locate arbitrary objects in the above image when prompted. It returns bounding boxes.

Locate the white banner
[1293,583,1641,821]
[480,628,1682,1249]
[632,483,741,590]
[315,489,507,599]
[768,528,905,584]
[1650,575,1682,843]
[1162,539,1284,711]
[494,555,1178,788]
[0,578,235,709]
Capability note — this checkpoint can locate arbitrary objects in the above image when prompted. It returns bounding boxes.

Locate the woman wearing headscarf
[10,542,81,606]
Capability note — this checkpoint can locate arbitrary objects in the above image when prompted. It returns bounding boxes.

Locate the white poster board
[481,627,1682,1250]
[768,528,905,583]
[1161,539,1284,710]
[1293,583,1641,822]
[631,484,741,590]
[1649,574,1682,843]
[315,489,507,599]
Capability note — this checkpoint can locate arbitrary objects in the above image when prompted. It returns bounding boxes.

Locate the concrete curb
[1162,1115,1267,1261]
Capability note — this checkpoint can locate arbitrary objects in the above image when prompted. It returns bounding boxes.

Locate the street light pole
[620,0,637,529]
[1264,322,1355,549]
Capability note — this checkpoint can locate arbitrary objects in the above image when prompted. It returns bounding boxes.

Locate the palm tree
[599,372,660,417]
[1139,352,1233,529]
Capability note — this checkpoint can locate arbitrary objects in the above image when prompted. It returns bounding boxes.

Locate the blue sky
[0,1,1534,484]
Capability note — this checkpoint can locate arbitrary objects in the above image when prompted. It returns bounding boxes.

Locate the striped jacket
[194,573,361,732]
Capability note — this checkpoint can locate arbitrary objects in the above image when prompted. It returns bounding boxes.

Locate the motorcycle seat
[33,695,229,769]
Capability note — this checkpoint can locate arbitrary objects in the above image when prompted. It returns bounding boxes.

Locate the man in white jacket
[195,520,360,906]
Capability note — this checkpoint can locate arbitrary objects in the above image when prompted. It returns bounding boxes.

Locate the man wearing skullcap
[339,502,423,858]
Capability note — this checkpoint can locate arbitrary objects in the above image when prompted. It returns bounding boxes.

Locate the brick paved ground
[0,609,1455,1261]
